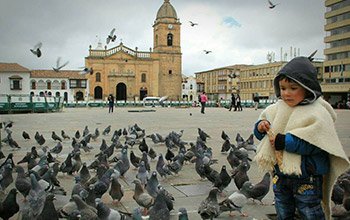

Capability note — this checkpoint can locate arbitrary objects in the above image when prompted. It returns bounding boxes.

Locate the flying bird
[106,28,117,44]
[30,42,42,58]
[53,57,69,72]
[203,50,212,54]
[189,21,198,26]
[79,67,93,75]
[268,0,279,9]
[308,50,318,61]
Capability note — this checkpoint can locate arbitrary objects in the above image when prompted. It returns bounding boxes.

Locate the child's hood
[274,56,322,104]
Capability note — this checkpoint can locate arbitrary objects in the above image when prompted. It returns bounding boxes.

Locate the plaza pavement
[1,105,349,220]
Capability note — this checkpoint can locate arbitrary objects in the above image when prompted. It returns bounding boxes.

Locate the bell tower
[153,0,182,100]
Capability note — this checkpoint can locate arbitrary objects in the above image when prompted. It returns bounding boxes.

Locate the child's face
[279,78,306,107]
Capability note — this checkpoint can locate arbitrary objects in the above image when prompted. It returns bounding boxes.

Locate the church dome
[156,0,177,19]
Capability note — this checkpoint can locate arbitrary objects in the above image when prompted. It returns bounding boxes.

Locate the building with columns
[85,0,182,102]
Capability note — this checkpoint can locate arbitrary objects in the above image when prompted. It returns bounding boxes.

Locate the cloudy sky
[0,0,324,76]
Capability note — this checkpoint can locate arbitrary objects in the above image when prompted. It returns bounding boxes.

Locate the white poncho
[254,98,349,219]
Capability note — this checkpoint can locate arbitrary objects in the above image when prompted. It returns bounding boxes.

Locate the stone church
[85,0,182,102]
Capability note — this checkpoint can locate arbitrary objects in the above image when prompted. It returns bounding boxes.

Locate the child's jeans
[272,174,325,220]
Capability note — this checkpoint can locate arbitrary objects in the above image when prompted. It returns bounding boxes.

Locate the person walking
[228,93,236,111]
[253,93,260,110]
[108,94,114,113]
[253,56,350,219]
[199,92,208,114]
[235,93,242,111]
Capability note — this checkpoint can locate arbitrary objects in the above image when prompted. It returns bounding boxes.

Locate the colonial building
[239,61,323,101]
[0,63,31,95]
[195,65,249,101]
[323,0,350,105]
[30,70,88,103]
[85,0,182,102]
[181,75,197,101]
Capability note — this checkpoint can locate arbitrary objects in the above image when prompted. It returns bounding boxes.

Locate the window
[52,80,60,90]
[190,84,193,90]
[169,70,172,75]
[31,81,36,89]
[141,73,146,83]
[61,81,66,90]
[10,79,22,90]
[167,33,173,46]
[96,72,101,82]
[47,81,51,89]
[38,80,45,89]
[70,79,87,88]
[182,84,185,89]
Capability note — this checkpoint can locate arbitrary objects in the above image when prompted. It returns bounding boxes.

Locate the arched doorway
[64,92,68,102]
[140,87,147,100]
[94,86,103,99]
[116,83,127,101]
[76,91,84,101]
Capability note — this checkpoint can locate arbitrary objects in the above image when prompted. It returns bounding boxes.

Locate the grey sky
[0,0,324,76]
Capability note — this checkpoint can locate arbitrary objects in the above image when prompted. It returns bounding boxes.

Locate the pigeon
[198,187,221,219]
[148,147,157,160]
[165,148,175,162]
[8,136,21,149]
[71,176,87,198]
[156,153,172,178]
[91,128,100,141]
[218,165,231,192]
[130,150,141,169]
[102,125,111,135]
[114,147,130,176]
[27,173,46,218]
[22,131,31,140]
[75,130,81,139]
[203,50,212,54]
[60,153,73,174]
[167,153,185,175]
[136,161,149,186]
[95,198,124,220]
[146,171,159,198]
[0,188,20,220]
[268,0,279,9]
[106,28,117,44]
[37,193,59,220]
[15,166,31,200]
[138,138,149,153]
[140,151,150,172]
[79,162,91,185]
[80,67,94,75]
[30,42,42,57]
[227,147,240,169]
[61,130,70,140]
[132,179,154,214]
[94,168,116,199]
[178,207,189,220]
[50,142,63,154]
[221,130,229,141]
[72,195,98,220]
[242,134,257,152]
[221,139,232,153]
[109,173,124,204]
[198,128,210,142]
[219,183,250,217]
[340,179,350,211]
[189,21,198,26]
[71,151,83,174]
[53,57,69,72]
[308,50,318,62]
[99,139,108,152]
[0,163,14,190]
[241,172,271,204]
[232,161,250,190]
[149,189,170,220]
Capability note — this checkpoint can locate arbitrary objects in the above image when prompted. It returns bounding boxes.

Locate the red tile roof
[0,63,30,72]
[31,70,86,79]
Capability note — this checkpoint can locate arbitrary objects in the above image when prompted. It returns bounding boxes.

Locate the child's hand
[258,120,271,133]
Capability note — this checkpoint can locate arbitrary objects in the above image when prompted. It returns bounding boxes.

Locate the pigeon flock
[0,119,349,220]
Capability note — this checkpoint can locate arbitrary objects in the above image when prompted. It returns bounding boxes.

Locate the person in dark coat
[228,93,236,111]
[253,93,260,110]
[235,94,242,111]
[108,94,114,113]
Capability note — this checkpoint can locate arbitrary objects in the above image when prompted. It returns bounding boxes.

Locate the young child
[253,56,349,219]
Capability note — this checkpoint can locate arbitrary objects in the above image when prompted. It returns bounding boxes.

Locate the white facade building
[181,75,197,101]
[0,63,31,95]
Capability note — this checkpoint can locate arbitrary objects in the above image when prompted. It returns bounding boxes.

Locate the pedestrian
[253,93,260,110]
[228,93,236,111]
[108,94,114,113]
[253,56,350,220]
[235,93,242,111]
[199,92,208,114]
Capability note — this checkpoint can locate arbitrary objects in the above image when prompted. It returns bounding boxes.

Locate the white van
[142,97,160,107]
